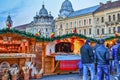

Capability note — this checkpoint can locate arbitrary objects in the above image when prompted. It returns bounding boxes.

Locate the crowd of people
[79,38,120,80]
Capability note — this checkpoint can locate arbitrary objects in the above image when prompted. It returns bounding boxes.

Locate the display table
[55,55,81,70]
[55,55,81,60]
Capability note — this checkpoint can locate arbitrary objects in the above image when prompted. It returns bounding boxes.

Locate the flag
[99,35,103,38]
[50,32,55,38]
[115,31,119,36]
[73,27,77,34]
[6,21,12,29]
[36,32,40,36]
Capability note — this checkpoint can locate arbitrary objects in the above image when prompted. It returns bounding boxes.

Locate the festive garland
[0,28,119,42]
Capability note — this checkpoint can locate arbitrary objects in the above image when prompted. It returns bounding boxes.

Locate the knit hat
[86,38,91,43]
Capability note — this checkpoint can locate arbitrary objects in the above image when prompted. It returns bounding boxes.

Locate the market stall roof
[0,28,119,42]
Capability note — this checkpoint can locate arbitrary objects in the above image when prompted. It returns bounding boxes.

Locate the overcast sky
[0,0,118,29]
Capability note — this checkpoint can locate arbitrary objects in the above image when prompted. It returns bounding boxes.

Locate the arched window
[101,17,104,23]
[113,15,115,21]
[109,15,111,22]
[97,29,99,35]
[118,13,120,20]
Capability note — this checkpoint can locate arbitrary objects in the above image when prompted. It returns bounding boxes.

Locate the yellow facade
[55,1,120,38]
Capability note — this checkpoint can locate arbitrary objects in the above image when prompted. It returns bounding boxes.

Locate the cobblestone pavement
[31,73,115,80]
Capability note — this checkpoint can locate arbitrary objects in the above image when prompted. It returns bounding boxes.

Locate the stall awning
[55,55,81,60]
[0,53,36,58]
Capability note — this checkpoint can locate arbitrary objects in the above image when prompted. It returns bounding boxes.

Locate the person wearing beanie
[80,38,95,80]
[94,39,110,80]
[111,39,120,76]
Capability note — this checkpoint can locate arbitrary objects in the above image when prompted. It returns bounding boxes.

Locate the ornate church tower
[59,0,74,18]
[26,4,54,38]
[6,15,13,29]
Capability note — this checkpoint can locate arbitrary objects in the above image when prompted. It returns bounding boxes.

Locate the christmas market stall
[0,28,43,80]
[43,34,96,75]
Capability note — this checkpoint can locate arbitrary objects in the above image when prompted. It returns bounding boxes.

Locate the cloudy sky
[0,0,117,29]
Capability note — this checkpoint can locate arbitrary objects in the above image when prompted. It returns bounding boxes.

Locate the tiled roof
[14,24,29,29]
[95,0,120,12]
[68,5,99,18]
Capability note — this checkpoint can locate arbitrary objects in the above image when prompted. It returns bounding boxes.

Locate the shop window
[55,42,73,53]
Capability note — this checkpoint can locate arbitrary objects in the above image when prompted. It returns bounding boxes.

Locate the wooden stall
[0,29,97,77]
[0,29,43,79]
[43,36,96,75]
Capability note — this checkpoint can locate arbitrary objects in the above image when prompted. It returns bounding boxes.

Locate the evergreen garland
[0,28,119,42]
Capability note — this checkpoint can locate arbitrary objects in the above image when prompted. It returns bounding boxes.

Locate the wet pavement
[31,73,115,80]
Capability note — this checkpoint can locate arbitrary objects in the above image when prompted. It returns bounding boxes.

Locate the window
[84,20,86,25]
[70,22,72,27]
[89,28,91,34]
[79,20,81,26]
[113,15,115,21]
[46,28,48,32]
[84,29,86,35]
[109,28,111,34]
[66,31,68,34]
[113,27,116,33]
[97,29,99,35]
[66,23,68,28]
[60,24,62,29]
[109,15,111,22]
[118,13,120,20]
[74,21,76,27]
[101,17,104,23]
[52,29,54,32]
[79,30,81,34]
[118,26,120,33]
[89,19,92,24]
[102,28,104,34]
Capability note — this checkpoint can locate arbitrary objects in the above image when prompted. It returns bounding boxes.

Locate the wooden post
[2,75,8,80]
[12,75,17,80]
[42,42,46,74]
[24,73,29,80]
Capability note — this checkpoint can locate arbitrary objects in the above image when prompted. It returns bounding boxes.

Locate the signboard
[0,53,36,58]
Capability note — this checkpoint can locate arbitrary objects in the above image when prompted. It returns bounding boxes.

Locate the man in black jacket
[80,38,95,80]
[95,39,110,80]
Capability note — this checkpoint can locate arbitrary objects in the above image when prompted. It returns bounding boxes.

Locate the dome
[39,4,48,16]
[60,0,74,13]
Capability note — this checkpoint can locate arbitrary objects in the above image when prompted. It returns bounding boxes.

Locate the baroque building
[55,0,120,38]
[15,4,54,38]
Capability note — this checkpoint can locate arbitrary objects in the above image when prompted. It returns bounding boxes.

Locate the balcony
[105,20,119,26]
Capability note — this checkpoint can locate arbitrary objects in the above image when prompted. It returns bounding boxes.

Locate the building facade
[55,0,120,38]
[15,4,54,38]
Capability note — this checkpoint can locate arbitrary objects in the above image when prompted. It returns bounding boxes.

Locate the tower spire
[6,15,13,29]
